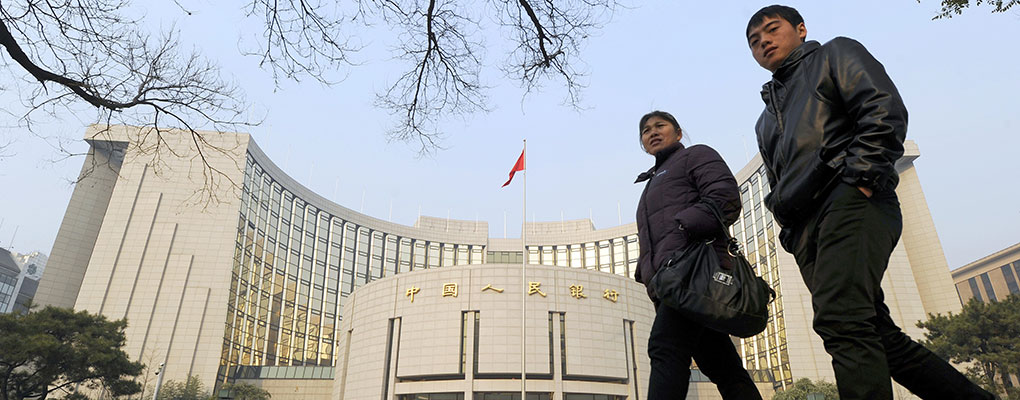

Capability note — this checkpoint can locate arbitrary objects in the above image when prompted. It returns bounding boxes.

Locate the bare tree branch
[373,0,487,156]
[242,0,361,85]
[491,0,617,107]
[925,0,1020,19]
[1,0,624,162]
[0,0,257,204]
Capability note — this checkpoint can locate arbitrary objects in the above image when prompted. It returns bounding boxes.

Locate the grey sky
[0,1,1017,269]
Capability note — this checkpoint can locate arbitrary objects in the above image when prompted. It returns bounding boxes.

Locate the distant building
[12,276,39,313]
[0,248,45,313]
[12,251,48,280]
[0,248,20,312]
[952,242,1020,303]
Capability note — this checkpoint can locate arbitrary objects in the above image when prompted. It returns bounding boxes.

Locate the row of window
[733,168,792,389]
[219,365,335,380]
[224,159,487,370]
[220,155,645,378]
[397,394,626,400]
[963,260,1020,303]
[524,238,640,278]
[0,273,17,311]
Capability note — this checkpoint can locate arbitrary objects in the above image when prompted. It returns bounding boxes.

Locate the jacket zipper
[768,82,789,168]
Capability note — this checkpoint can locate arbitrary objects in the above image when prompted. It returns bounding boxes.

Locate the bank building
[34,125,962,399]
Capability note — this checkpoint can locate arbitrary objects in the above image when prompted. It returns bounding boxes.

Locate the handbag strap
[704,200,777,302]
[702,200,742,257]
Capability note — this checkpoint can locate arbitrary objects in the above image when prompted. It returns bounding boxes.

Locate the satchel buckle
[726,238,742,257]
[713,271,734,286]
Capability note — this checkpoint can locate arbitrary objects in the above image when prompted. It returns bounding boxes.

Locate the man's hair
[746,5,804,39]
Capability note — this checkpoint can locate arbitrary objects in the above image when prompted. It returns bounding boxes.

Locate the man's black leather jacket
[755,38,907,227]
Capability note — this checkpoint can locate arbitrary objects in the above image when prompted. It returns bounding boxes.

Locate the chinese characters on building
[528,282,547,297]
[405,286,421,302]
[569,285,587,299]
[442,283,458,298]
[401,282,620,302]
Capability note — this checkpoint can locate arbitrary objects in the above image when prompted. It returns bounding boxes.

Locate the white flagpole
[521,139,527,400]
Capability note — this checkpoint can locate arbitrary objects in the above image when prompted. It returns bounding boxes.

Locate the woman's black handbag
[649,202,776,338]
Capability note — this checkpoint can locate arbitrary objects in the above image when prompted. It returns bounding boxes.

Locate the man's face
[747,16,807,73]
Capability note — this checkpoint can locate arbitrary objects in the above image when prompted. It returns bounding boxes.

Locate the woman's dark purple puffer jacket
[634,142,742,301]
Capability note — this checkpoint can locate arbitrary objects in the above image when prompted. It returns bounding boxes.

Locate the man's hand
[858,186,873,198]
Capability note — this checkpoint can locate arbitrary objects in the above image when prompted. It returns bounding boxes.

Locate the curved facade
[223,142,644,384]
[333,263,654,399]
[37,125,958,400]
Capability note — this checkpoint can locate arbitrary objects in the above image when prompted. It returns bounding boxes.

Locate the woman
[633,111,762,399]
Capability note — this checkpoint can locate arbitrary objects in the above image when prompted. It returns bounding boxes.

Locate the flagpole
[521,139,527,400]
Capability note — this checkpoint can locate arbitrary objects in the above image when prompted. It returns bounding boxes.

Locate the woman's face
[640,116,681,155]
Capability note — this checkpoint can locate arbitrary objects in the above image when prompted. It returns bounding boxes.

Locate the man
[746,5,994,400]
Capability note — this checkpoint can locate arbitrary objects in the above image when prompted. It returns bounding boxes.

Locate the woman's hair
[639,110,680,134]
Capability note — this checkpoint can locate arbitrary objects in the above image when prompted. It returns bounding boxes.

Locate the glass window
[304,207,316,234]
[1002,264,1019,295]
[399,238,413,272]
[541,246,554,266]
[413,240,427,270]
[980,273,997,302]
[626,236,639,275]
[342,223,356,279]
[292,204,305,229]
[456,245,469,266]
[368,231,384,279]
[571,243,587,269]
[472,394,550,400]
[428,242,441,268]
[563,395,627,400]
[1014,262,1020,292]
[470,247,484,264]
[384,235,399,276]
[400,394,465,400]
[583,243,597,270]
[442,243,456,267]
[968,277,984,302]
[555,246,569,267]
[598,240,612,273]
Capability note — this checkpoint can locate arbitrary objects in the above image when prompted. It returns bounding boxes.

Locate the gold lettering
[569,285,587,299]
[603,289,619,303]
[442,283,459,298]
[481,284,505,293]
[528,282,546,297]
[406,286,421,302]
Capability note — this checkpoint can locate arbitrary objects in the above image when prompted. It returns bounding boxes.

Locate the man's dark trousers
[783,182,994,400]
[647,302,762,400]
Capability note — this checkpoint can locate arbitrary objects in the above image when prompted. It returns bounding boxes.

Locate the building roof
[0,248,21,275]
[952,241,1020,279]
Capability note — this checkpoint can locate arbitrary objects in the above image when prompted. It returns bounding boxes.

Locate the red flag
[502,148,526,187]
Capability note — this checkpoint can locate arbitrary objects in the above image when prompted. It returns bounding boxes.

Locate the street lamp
[151,362,166,400]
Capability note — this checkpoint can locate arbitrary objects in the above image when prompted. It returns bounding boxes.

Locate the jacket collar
[760,40,820,108]
[772,40,820,81]
[635,142,684,183]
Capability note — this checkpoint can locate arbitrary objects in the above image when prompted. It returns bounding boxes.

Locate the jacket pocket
[773,159,838,224]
